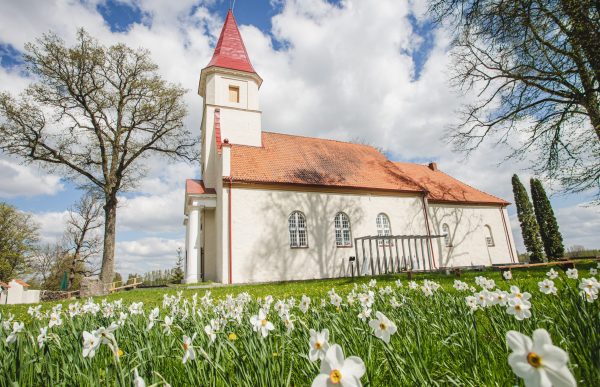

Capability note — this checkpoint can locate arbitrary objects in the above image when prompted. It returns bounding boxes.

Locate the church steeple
[199,9,263,188]
[205,10,258,76]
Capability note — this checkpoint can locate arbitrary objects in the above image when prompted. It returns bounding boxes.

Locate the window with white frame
[289,211,308,248]
[442,223,451,247]
[334,212,352,247]
[484,225,495,247]
[376,213,392,246]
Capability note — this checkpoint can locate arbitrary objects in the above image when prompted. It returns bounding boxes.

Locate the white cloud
[33,210,70,244]
[115,237,183,274]
[0,159,64,198]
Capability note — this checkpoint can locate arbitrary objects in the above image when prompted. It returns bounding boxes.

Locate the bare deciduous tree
[64,192,103,289]
[429,0,600,200]
[0,30,199,284]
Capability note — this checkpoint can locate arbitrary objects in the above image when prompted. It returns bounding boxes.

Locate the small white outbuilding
[2,279,40,305]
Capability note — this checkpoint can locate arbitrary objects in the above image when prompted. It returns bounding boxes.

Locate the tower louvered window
[289,211,308,248]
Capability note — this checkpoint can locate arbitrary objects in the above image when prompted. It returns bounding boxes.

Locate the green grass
[0,264,598,386]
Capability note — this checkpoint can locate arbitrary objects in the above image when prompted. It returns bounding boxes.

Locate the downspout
[500,206,516,263]
[228,176,233,284]
[421,194,437,269]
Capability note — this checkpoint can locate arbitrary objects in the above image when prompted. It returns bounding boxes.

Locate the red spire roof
[205,10,257,74]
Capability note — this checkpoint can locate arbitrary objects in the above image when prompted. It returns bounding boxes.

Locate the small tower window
[484,225,495,247]
[228,85,240,103]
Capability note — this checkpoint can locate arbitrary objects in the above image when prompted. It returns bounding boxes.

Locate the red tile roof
[205,10,257,75]
[12,279,29,287]
[224,132,507,205]
[393,162,509,205]
[186,179,216,195]
[230,132,423,192]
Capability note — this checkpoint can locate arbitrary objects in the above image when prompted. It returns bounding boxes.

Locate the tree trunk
[99,195,117,284]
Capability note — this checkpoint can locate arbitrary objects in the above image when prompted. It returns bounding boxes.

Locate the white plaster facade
[2,280,40,305]
[183,13,518,285]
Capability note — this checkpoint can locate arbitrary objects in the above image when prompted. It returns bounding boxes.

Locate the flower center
[527,352,542,368]
[329,369,342,384]
[315,341,321,349]
[183,343,188,350]
[261,319,268,327]
[515,305,522,311]
[379,323,387,330]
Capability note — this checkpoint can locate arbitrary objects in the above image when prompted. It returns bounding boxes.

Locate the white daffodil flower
[146,307,159,331]
[311,344,366,387]
[579,277,599,293]
[309,328,330,362]
[408,281,418,290]
[565,268,578,280]
[357,308,371,322]
[395,279,402,288]
[82,331,100,358]
[546,269,558,279]
[95,323,119,355]
[580,288,598,303]
[465,296,479,312]
[37,326,48,349]
[368,279,377,287]
[506,329,576,387]
[509,286,532,302]
[204,319,218,344]
[475,290,492,308]
[299,295,311,314]
[163,315,173,335]
[538,279,557,295]
[6,321,24,344]
[133,368,146,387]
[368,311,397,344]
[507,298,532,320]
[48,312,62,328]
[503,271,513,280]
[250,309,275,338]
[182,334,196,364]
[590,268,597,276]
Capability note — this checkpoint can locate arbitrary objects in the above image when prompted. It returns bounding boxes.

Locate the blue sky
[0,0,598,277]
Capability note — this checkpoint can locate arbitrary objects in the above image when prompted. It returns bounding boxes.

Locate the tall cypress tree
[512,175,544,263]
[530,179,565,260]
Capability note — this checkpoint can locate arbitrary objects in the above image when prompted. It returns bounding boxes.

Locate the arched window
[289,211,308,248]
[484,225,495,247]
[376,213,392,246]
[442,223,452,247]
[334,212,352,247]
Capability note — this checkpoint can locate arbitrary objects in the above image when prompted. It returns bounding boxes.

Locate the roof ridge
[261,131,382,151]
[392,161,508,204]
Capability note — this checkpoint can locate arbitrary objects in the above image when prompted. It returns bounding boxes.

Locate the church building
[183,11,518,284]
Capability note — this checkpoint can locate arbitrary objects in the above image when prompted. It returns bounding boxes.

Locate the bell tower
[199,10,262,187]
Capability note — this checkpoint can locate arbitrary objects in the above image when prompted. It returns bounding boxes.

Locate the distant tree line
[0,196,184,290]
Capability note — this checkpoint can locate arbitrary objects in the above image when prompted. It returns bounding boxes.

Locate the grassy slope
[2,263,593,322]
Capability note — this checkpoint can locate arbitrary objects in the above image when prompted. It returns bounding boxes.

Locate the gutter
[421,194,437,269]
[228,176,233,284]
[500,206,516,263]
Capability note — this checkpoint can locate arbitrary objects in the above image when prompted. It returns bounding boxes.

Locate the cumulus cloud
[115,237,183,274]
[0,159,64,198]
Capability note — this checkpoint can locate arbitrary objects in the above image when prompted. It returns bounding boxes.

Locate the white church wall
[201,106,217,188]
[427,204,516,267]
[229,187,428,283]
